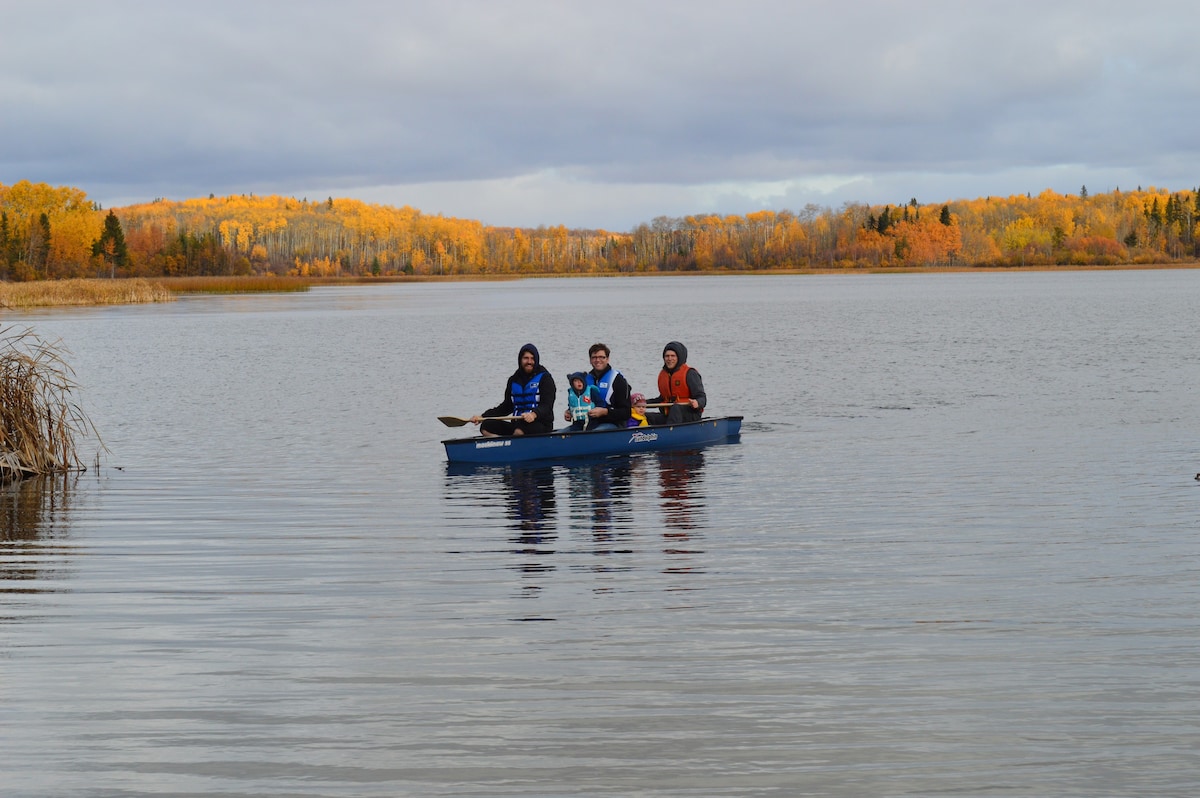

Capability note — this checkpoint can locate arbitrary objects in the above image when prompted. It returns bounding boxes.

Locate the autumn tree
[5,180,1200,278]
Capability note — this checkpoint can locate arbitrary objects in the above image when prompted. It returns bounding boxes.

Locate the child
[566,371,602,431]
[627,393,649,427]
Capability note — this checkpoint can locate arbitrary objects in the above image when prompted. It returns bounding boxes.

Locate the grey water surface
[3,272,1200,797]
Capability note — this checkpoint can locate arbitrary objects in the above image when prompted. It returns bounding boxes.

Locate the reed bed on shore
[153,275,312,294]
[0,278,174,308]
[0,327,101,483]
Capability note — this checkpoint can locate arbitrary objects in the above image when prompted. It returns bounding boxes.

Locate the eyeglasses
[590,354,608,360]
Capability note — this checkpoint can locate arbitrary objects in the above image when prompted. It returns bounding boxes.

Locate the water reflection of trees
[1,473,76,592]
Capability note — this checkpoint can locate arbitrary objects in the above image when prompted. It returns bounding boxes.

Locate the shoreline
[2,264,1197,308]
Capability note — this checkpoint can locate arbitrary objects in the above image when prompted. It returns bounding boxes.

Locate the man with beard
[471,343,556,437]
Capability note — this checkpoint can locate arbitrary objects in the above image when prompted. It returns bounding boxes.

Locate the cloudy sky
[3,1,1197,231]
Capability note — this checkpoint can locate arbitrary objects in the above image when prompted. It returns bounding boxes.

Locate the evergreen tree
[877,206,892,234]
[939,205,952,226]
[1165,194,1180,226]
[26,213,52,278]
[0,211,10,278]
[1147,198,1164,230]
[1,211,21,273]
[92,210,130,277]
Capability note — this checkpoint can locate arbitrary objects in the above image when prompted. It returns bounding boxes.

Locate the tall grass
[0,278,174,308]
[0,327,101,483]
[0,276,314,309]
[153,276,312,294]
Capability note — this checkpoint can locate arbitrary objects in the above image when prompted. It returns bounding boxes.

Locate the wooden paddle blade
[440,414,522,427]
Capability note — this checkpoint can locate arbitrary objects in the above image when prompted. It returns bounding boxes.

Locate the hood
[663,340,688,370]
[518,343,540,369]
[513,343,546,385]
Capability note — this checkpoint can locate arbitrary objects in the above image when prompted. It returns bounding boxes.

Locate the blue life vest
[511,371,545,414]
[585,368,622,407]
[568,386,600,421]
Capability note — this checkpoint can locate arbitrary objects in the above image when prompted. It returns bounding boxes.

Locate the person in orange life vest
[563,342,631,430]
[627,393,650,427]
[648,341,706,425]
[470,343,556,437]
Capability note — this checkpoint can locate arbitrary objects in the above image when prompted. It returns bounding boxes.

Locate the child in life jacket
[627,393,650,427]
[566,372,602,431]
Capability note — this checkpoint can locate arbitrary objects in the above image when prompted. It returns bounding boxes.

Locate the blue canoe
[442,415,742,465]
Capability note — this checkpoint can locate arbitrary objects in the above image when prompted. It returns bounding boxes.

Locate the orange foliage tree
[3,181,1199,279]
[0,181,102,280]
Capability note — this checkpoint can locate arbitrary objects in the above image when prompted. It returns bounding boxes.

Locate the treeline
[1,179,1198,281]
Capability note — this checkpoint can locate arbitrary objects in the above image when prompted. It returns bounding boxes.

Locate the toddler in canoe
[627,393,649,427]
[566,371,602,431]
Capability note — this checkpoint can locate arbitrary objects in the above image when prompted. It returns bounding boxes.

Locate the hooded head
[518,343,540,370]
[567,371,586,391]
[662,341,687,371]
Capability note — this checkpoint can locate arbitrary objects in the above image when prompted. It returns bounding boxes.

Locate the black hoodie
[483,343,557,426]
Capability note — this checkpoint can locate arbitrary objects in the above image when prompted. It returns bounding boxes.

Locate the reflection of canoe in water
[442,416,742,465]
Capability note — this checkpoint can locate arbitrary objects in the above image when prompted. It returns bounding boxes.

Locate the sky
[3,1,1198,232]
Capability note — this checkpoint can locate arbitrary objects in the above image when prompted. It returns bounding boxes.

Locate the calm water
[3,272,1200,797]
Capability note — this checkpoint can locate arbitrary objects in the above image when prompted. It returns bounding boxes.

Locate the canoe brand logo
[475,440,511,449]
[629,431,659,443]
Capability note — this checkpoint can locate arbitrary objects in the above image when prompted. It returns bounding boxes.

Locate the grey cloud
[2,0,1198,228]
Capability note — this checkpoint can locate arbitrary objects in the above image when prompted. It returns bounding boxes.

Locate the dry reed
[0,327,101,483]
[152,275,312,294]
[0,278,174,309]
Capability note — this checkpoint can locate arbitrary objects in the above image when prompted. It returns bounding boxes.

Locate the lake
[3,272,1200,797]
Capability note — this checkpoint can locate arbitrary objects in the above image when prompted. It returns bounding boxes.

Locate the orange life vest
[658,364,700,411]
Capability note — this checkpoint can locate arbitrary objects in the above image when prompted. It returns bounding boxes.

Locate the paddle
[438,415,520,427]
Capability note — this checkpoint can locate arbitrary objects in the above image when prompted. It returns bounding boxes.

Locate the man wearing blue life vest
[562,342,631,430]
[471,343,556,437]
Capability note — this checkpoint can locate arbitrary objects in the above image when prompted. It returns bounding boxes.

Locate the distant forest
[1,179,1198,281]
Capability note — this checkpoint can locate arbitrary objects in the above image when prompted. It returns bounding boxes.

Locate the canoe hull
[442,416,742,465]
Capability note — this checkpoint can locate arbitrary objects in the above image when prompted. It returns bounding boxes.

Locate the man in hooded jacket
[471,343,556,436]
[648,340,706,424]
